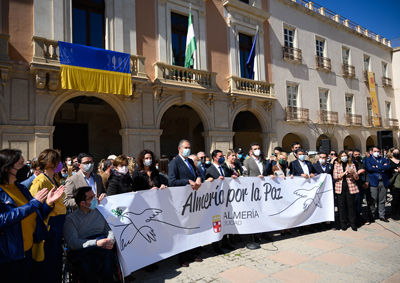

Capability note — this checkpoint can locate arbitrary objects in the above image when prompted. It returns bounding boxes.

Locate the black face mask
[394,153,400,159]
[356,156,362,162]
[14,165,31,183]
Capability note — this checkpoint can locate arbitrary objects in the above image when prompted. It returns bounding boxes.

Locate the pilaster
[119,128,163,158]
[201,131,235,156]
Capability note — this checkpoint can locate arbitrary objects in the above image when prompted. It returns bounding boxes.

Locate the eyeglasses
[81,161,94,165]
[86,196,95,202]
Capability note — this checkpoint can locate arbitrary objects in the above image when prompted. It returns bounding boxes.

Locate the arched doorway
[233,111,262,156]
[53,96,122,163]
[160,105,205,157]
[343,136,355,150]
[366,135,376,151]
[282,133,309,153]
[315,134,339,152]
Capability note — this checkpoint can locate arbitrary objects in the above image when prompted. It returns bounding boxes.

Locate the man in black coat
[313,151,333,176]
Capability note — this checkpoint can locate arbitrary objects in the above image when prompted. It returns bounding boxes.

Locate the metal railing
[382,77,392,88]
[344,114,362,126]
[363,71,376,83]
[315,56,331,72]
[283,46,302,63]
[285,106,309,122]
[153,62,217,90]
[227,75,274,97]
[342,64,355,79]
[366,116,382,127]
[385,118,399,129]
[318,110,338,124]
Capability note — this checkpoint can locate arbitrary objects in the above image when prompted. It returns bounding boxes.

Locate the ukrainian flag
[59,41,132,96]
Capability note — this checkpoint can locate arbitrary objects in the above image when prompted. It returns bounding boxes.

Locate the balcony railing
[363,71,376,83]
[315,56,331,72]
[32,36,60,65]
[366,116,382,127]
[283,46,302,64]
[227,76,274,98]
[285,107,309,122]
[344,114,362,126]
[318,110,338,124]
[385,118,399,129]
[382,77,392,88]
[153,62,217,90]
[342,64,355,79]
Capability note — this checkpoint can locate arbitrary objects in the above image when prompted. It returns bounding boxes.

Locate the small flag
[184,5,197,68]
[246,29,258,80]
[59,41,132,96]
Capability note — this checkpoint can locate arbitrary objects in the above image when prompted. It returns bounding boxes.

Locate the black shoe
[261,233,273,241]
[351,227,358,231]
[221,244,235,251]
[213,247,225,255]
[380,217,389,223]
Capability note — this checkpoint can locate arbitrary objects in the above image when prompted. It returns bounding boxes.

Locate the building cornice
[223,0,271,23]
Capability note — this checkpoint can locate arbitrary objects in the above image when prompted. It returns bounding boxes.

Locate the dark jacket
[106,171,134,195]
[168,155,199,187]
[131,169,168,191]
[205,164,234,180]
[0,182,53,263]
[290,159,315,177]
[313,162,334,176]
[365,156,391,187]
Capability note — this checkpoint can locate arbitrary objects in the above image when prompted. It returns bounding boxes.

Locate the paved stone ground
[127,209,400,283]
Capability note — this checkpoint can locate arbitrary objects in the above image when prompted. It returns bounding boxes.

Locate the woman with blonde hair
[333,150,359,231]
[271,152,288,179]
[225,149,243,176]
[29,149,66,283]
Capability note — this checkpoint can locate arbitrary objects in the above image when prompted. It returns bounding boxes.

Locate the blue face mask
[182,148,191,157]
[62,173,69,179]
[218,157,225,165]
[197,161,202,167]
[238,154,243,159]
[298,155,306,161]
[71,172,76,176]
[89,198,98,210]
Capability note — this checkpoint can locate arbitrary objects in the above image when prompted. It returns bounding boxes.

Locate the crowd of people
[1,139,399,282]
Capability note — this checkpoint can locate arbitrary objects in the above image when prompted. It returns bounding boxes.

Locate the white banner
[97,174,334,275]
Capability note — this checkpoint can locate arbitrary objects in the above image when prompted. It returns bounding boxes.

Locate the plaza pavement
[127,213,400,283]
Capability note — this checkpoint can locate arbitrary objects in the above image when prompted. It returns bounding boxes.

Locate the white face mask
[373,152,380,158]
[253,149,261,157]
[67,161,71,166]
[319,159,326,165]
[118,166,128,175]
[144,159,152,167]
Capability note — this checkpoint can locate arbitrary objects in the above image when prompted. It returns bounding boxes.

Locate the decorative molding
[154,87,165,101]
[48,71,60,96]
[1,68,9,87]
[204,93,214,108]
[35,70,46,95]
[263,101,275,112]
[229,96,238,109]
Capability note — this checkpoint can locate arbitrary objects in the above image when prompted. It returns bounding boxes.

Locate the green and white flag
[184,8,197,68]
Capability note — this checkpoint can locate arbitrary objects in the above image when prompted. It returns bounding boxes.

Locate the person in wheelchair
[63,186,115,283]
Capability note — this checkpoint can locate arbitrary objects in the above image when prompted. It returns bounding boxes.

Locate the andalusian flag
[184,7,197,68]
[59,41,132,96]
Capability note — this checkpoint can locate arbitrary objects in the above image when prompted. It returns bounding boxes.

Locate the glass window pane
[73,8,86,45]
[90,12,104,48]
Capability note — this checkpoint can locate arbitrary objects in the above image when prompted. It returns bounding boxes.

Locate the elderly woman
[29,149,67,283]
[0,149,64,282]
[334,150,359,231]
[132,149,168,192]
[107,155,134,195]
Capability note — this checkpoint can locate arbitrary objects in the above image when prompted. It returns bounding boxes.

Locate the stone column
[201,131,235,156]
[119,128,163,158]
[34,126,55,156]
[261,132,278,157]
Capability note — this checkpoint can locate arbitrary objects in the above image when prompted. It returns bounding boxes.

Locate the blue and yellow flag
[59,41,132,95]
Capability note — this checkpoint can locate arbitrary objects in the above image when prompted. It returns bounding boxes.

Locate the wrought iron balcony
[363,71,376,83]
[344,114,362,126]
[227,75,274,98]
[382,77,392,88]
[342,64,355,79]
[318,110,338,124]
[366,116,382,127]
[315,56,331,72]
[283,46,302,64]
[285,107,309,122]
[385,118,399,129]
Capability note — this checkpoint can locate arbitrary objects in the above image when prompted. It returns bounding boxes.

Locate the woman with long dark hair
[29,149,66,283]
[0,149,64,282]
[333,150,359,231]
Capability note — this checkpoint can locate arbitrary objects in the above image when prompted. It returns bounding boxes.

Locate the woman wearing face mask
[333,150,359,231]
[389,148,400,219]
[271,152,288,179]
[29,149,66,283]
[106,155,134,196]
[132,149,168,192]
[0,149,65,282]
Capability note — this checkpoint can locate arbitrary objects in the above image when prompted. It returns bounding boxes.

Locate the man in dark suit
[313,151,333,176]
[205,150,237,254]
[243,142,269,177]
[196,151,207,181]
[168,140,202,267]
[290,148,316,178]
[365,146,390,222]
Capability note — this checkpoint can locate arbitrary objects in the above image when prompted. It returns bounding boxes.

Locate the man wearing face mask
[63,186,115,283]
[287,142,309,165]
[196,151,207,181]
[64,153,105,211]
[313,151,333,176]
[365,146,391,222]
[290,148,316,179]
[243,142,269,178]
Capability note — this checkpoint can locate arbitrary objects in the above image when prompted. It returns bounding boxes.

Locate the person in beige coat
[63,153,105,211]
